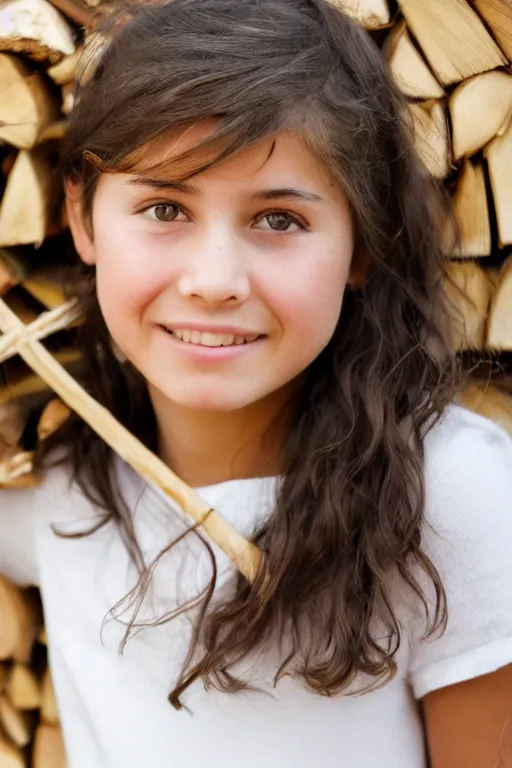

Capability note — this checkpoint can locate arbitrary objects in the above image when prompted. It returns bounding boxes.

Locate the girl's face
[69,128,355,412]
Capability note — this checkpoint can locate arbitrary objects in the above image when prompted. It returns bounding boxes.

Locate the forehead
[124,121,338,192]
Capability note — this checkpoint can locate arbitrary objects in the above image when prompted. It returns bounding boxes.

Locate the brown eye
[256,212,305,232]
[152,204,181,222]
[268,214,291,231]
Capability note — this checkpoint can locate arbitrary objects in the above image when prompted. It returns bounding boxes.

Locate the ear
[64,180,96,265]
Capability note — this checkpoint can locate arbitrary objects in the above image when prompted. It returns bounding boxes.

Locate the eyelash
[138,202,309,232]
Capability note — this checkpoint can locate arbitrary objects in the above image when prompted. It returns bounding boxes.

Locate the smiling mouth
[162,327,262,347]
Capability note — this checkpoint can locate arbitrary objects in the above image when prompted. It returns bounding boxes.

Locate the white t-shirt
[1,404,512,768]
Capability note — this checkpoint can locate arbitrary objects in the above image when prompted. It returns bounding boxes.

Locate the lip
[157,324,264,362]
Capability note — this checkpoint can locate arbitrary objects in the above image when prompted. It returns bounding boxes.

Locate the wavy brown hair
[42,0,461,706]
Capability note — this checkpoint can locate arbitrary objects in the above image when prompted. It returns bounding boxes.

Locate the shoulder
[420,403,512,580]
[424,402,512,472]
[423,404,512,529]
[407,405,512,698]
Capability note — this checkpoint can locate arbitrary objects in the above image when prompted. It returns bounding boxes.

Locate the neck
[148,387,296,487]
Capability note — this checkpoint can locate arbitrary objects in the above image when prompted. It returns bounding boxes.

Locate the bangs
[81,103,335,186]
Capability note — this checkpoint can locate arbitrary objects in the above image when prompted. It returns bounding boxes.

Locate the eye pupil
[267,213,291,231]
[154,204,178,222]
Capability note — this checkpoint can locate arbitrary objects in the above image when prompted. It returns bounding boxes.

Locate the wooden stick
[0,298,262,582]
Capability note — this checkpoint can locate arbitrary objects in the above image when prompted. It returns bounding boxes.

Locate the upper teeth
[171,329,257,346]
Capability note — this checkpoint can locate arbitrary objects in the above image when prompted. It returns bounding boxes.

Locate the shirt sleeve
[0,486,39,587]
[407,406,512,699]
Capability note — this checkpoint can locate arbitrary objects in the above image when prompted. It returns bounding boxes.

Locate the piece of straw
[0,298,262,582]
[0,451,34,486]
[0,301,81,363]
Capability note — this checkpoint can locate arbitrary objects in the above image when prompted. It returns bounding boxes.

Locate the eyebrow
[128,177,324,203]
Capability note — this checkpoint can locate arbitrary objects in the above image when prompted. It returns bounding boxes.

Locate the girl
[1,0,512,765]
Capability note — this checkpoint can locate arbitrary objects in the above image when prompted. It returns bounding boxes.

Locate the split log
[0,53,59,149]
[37,119,68,144]
[486,267,501,297]
[0,577,39,662]
[37,398,70,440]
[408,100,450,178]
[61,82,74,115]
[385,22,444,99]
[0,451,37,489]
[485,115,512,247]
[0,262,19,297]
[0,149,54,248]
[0,250,31,296]
[0,397,70,487]
[0,735,24,768]
[445,261,491,350]
[0,401,26,456]
[397,0,506,85]
[0,350,82,406]
[487,257,512,348]
[449,159,491,256]
[470,0,512,59]
[22,268,67,310]
[46,49,81,85]
[450,70,512,160]
[33,724,67,768]
[45,0,94,27]
[0,665,8,692]
[0,150,54,246]
[461,382,512,437]
[40,669,59,725]
[329,0,391,28]
[0,0,75,64]
[0,693,31,747]
[7,663,42,710]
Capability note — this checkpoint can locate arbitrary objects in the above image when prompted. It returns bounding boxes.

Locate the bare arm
[423,664,512,768]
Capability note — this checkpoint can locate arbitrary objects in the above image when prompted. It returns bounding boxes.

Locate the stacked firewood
[0,0,511,764]
[0,577,66,767]
[0,2,105,765]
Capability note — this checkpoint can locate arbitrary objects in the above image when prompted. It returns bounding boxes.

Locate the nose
[177,224,251,307]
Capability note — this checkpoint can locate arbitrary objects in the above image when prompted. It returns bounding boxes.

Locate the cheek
[269,245,350,349]
[92,225,168,328]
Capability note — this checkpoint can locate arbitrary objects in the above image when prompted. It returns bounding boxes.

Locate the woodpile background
[0,0,511,764]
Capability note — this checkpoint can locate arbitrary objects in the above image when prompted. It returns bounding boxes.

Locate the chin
[165,387,258,413]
